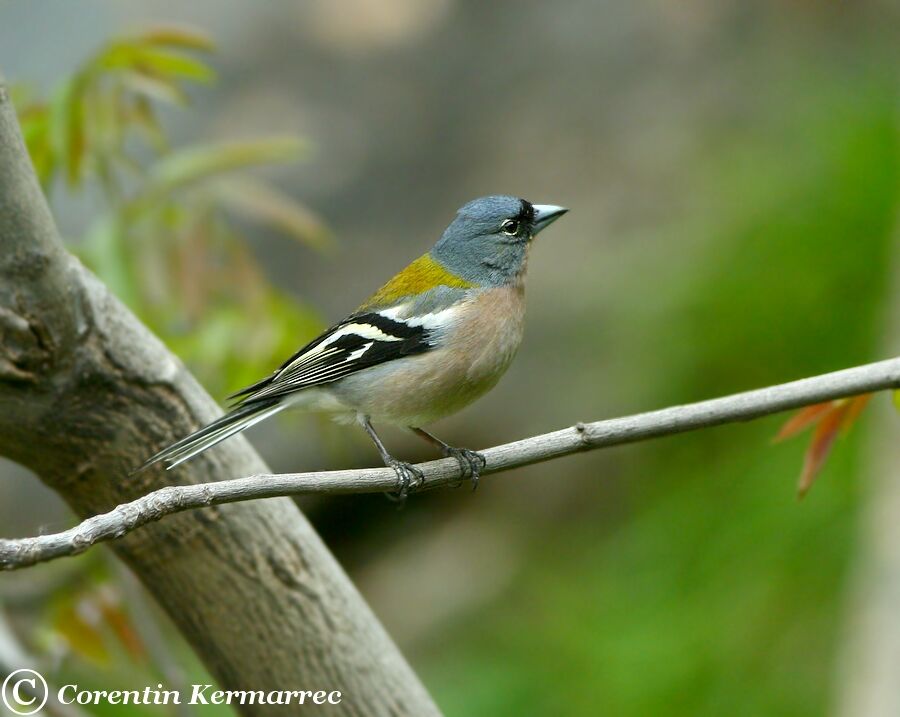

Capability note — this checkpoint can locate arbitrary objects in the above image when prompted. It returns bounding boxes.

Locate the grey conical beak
[532,204,569,234]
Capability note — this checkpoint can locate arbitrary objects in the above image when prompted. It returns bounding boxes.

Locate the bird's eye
[500,219,520,236]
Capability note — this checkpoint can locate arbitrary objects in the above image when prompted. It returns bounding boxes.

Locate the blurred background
[1,1,898,715]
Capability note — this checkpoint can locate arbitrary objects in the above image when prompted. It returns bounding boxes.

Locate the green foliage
[13,26,328,394]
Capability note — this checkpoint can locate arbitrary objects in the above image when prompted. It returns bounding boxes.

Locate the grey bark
[0,81,440,716]
[5,355,900,569]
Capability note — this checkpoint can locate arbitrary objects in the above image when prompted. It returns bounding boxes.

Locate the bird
[136,195,568,497]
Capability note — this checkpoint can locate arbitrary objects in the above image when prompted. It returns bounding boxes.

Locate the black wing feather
[228,312,433,406]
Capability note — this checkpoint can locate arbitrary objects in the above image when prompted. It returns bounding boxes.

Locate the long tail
[133,397,287,474]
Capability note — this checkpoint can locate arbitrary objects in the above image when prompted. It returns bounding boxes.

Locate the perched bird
[137,196,568,496]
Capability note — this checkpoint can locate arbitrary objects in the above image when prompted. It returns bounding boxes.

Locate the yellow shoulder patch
[360,254,473,309]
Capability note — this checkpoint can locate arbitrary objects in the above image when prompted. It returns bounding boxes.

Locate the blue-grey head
[431,195,568,286]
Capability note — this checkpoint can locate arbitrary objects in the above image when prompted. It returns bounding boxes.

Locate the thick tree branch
[3,356,898,570]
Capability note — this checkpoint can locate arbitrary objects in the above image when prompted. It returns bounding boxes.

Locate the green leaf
[132,47,215,83]
[138,25,215,51]
[14,97,57,186]
[216,177,333,251]
[141,137,307,201]
[55,79,89,187]
[99,43,215,83]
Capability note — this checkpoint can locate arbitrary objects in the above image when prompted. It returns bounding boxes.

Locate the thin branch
[4,356,900,570]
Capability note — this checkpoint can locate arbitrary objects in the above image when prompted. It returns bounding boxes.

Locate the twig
[4,356,900,570]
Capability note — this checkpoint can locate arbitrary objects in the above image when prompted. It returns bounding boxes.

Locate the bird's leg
[411,427,486,491]
[360,416,424,501]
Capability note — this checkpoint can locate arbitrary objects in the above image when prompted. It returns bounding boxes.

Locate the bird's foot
[444,447,486,491]
[384,460,426,503]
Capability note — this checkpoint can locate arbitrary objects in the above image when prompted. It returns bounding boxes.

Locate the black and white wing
[228,311,434,405]
[135,310,436,472]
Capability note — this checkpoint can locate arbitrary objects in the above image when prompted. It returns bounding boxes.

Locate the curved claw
[384,460,426,502]
[446,448,486,491]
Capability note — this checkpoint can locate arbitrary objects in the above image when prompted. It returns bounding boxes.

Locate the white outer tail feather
[160,402,289,470]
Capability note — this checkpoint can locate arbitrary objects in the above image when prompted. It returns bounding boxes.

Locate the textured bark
[0,81,440,716]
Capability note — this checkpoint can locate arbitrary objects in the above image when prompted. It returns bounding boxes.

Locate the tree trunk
[0,80,440,717]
